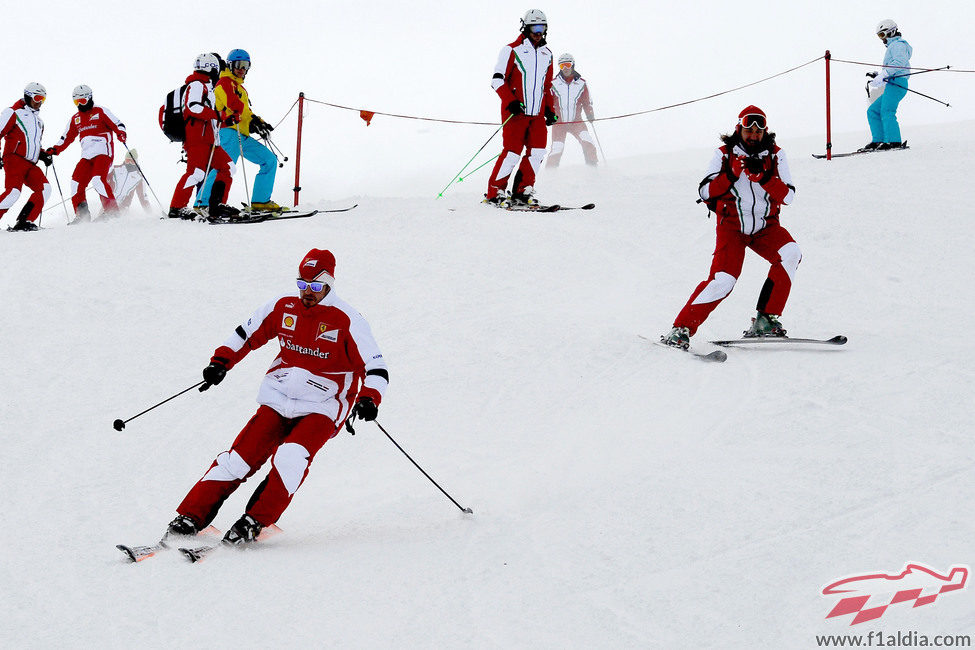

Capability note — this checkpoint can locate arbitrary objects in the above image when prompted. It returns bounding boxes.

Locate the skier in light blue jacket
[860,19,912,151]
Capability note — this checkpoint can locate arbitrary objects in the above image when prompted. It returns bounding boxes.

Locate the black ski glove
[352,397,378,421]
[38,151,53,167]
[222,113,241,128]
[200,358,229,391]
[253,116,273,136]
[506,100,525,116]
[544,108,558,127]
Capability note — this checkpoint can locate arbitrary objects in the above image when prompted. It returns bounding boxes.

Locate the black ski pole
[886,65,950,81]
[346,416,473,514]
[886,80,951,107]
[113,381,205,431]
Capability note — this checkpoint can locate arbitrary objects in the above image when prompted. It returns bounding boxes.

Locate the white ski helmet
[72,84,93,105]
[193,52,220,75]
[876,19,898,38]
[24,82,47,101]
[521,9,548,34]
[558,53,575,67]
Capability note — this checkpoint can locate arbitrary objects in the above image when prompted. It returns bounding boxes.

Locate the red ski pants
[487,114,548,198]
[177,405,341,527]
[674,220,801,336]
[170,142,232,209]
[0,155,50,223]
[71,155,115,212]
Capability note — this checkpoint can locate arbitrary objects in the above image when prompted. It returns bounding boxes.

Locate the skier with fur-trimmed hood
[662,106,801,350]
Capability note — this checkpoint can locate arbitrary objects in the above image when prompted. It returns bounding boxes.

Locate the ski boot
[168,207,197,220]
[222,514,263,547]
[743,312,787,338]
[510,186,539,208]
[208,203,242,222]
[68,202,92,225]
[192,205,208,219]
[160,514,202,547]
[482,190,509,207]
[250,201,287,213]
[876,141,906,151]
[9,217,39,231]
[856,142,881,153]
[660,326,691,350]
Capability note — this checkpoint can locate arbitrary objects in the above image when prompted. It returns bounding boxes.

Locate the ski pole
[260,136,283,168]
[113,381,206,431]
[437,114,513,199]
[886,65,950,81]
[457,152,501,182]
[345,416,473,514]
[886,80,951,107]
[121,142,167,212]
[48,160,72,223]
[589,119,607,164]
[263,135,289,166]
[237,129,252,211]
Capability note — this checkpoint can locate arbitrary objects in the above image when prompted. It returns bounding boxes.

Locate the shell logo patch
[282,313,297,331]
[317,323,339,342]
[74,115,81,125]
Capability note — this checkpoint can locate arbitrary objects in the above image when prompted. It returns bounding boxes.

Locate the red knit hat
[298,248,336,285]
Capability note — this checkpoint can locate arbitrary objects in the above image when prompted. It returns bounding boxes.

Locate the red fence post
[293,92,305,206]
[825,50,832,161]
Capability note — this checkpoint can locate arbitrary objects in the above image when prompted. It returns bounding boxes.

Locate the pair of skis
[117,524,283,563]
[812,142,909,159]
[498,203,595,213]
[650,334,848,363]
[204,203,358,225]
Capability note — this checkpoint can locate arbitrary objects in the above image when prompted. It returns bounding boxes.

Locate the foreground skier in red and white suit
[662,105,801,349]
[169,248,389,546]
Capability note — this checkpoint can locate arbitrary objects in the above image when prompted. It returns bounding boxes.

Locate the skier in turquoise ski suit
[865,21,912,149]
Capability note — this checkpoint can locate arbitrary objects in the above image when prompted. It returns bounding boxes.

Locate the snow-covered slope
[1,122,973,649]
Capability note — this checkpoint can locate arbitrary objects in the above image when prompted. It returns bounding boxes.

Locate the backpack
[159,84,188,142]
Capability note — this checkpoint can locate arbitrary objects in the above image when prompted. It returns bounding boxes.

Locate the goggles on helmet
[528,24,546,34]
[738,114,767,130]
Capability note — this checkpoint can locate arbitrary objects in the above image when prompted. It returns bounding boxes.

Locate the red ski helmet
[299,249,336,285]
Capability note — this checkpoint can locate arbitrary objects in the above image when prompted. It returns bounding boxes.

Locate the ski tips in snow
[640,334,727,362]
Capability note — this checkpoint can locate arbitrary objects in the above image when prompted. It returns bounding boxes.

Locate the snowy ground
[1,121,973,649]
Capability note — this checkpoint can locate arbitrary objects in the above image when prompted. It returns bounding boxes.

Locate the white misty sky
[3,0,972,199]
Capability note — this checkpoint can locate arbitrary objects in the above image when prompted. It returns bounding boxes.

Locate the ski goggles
[73,97,90,106]
[28,94,46,103]
[558,61,573,70]
[296,279,328,292]
[738,114,767,130]
[231,60,251,72]
[528,24,546,34]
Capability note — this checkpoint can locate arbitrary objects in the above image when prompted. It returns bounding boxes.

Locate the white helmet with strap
[876,19,898,38]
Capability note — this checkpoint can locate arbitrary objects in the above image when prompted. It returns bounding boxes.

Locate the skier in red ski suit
[167,53,237,220]
[484,9,558,206]
[0,83,53,231]
[547,53,597,168]
[166,248,389,546]
[46,85,127,223]
[662,106,801,349]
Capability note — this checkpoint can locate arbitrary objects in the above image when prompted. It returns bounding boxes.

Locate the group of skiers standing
[0,48,283,230]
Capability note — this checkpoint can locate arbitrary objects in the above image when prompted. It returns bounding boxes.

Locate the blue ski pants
[867,80,908,144]
[197,128,277,205]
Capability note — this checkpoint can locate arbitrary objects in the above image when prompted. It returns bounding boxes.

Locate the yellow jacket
[214,69,255,136]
